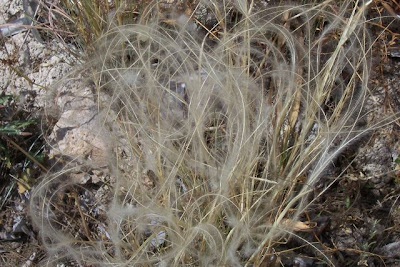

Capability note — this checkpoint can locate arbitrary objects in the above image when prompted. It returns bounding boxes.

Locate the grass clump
[30,0,379,265]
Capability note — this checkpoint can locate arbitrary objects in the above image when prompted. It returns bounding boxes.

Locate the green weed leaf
[0,119,36,135]
[0,94,15,106]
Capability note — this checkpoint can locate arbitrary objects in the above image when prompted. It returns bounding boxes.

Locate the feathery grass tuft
[30,0,379,265]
